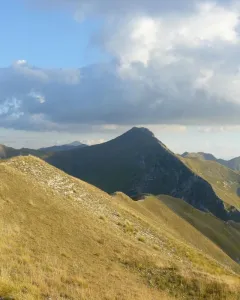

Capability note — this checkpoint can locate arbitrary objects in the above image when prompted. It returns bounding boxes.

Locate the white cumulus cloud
[2,0,240,132]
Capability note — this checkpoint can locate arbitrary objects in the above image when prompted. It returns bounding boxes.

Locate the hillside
[158,195,240,263]
[182,152,240,172]
[1,155,240,299]
[114,193,240,264]
[46,127,240,222]
[180,157,240,210]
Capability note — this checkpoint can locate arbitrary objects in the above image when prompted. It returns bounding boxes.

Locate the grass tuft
[137,236,145,243]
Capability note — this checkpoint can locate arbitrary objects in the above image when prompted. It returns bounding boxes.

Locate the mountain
[1,155,240,299]
[0,144,46,159]
[0,141,88,161]
[39,141,88,152]
[180,156,240,210]
[46,127,240,222]
[182,152,240,172]
[182,151,217,161]
[222,156,240,172]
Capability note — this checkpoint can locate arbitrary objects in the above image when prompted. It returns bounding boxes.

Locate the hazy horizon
[0,125,238,160]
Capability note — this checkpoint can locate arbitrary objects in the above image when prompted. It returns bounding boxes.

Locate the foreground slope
[1,156,240,299]
[46,127,240,222]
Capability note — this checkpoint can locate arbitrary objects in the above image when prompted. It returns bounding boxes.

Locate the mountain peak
[128,127,155,137]
[121,127,170,150]
[119,127,157,143]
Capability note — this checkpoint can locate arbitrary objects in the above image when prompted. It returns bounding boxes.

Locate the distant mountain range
[46,127,240,222]
[0,144,46,159]
[39,141,88,152]
[0,141,87,159]
[182,152,240,172]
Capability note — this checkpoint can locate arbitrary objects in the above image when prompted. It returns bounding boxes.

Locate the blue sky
[0,0,240,158]
[0,0,108,68]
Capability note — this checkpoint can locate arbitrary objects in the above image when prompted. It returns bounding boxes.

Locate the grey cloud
[1,60,240,132]
[3,0,240,131]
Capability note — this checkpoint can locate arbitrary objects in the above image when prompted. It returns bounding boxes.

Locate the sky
[0,0,240,158]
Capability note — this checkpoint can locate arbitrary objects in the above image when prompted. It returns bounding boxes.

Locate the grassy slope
[180,157,240,209]
[0,157,166,300]
[157,195,240,263]
[0,156,240,299]
[114,193,240,265]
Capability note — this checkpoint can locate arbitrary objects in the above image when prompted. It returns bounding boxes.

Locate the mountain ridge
[182,152,240,172]
[0,144,46,159]
[39,141,88,152]
[46,127,240,222]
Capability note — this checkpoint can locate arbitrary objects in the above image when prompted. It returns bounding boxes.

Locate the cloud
[0,98,24,119]
[198,125,240,133]
[101,124,119,130]
[28,90,46,104]
[2,0,240,131]
[83,138,105,145]
[14,60,27,65]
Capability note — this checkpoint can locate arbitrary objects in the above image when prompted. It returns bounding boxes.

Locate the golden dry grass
[0,156,239,299]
